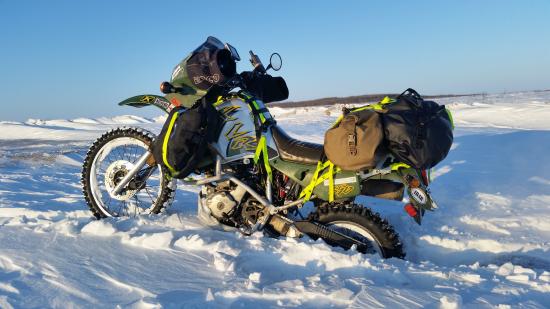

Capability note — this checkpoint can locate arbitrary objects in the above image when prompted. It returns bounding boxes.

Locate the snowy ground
[1,91,550,308]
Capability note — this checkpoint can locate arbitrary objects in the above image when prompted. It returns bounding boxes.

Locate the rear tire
[309,203,405,259]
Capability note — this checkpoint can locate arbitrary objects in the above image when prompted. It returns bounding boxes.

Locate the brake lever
[249,50,266,74]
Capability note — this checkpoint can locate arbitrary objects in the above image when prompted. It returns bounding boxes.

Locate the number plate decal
[411,188,427,205]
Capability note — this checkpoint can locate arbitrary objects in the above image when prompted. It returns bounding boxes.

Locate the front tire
[81,127,175,218]
[309,203,405,259]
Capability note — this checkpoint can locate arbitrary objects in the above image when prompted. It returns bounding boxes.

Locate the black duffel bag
[152,99,221,179]
[381,88,453,169]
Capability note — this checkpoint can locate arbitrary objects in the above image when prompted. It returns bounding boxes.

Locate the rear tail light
[404,203,418,217]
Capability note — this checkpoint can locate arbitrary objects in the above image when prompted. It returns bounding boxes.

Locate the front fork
[111,151,154,195]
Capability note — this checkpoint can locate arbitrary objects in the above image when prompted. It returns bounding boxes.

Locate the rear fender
[118,95,180,113]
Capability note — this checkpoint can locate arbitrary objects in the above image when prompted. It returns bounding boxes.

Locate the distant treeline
[268,93,473,108]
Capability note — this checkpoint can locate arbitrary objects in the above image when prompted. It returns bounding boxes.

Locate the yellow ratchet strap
[253,135,272,181]
[212,96,225,107]
[241,93,267,124]
[445,108,455,130]
[162,111,180,177]
[331,96,396,127]
[390,162,411,171]
[299,160,335,203]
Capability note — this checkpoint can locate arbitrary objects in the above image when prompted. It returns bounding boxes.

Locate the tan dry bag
[324,109,384,171]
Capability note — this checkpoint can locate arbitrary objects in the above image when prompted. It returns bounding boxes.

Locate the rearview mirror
[267,53,282,71]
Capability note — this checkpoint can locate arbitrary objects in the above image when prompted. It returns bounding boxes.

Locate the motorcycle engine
[198,160,275,232]
[202,180,248,222]
[200,177,268,231]
[204,191,238,220]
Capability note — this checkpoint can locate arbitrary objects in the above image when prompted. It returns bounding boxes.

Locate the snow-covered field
[1,91,550,308]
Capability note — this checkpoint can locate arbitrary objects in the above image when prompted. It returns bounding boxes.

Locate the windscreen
[192,36,225,54]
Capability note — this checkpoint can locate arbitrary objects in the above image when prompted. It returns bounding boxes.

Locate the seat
[271,126,323,165]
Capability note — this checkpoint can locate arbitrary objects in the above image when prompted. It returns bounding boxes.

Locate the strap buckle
[347,133,357,156]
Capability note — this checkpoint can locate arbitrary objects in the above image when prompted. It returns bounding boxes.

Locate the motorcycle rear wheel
[309,203,405,259]
[81,127,175,218]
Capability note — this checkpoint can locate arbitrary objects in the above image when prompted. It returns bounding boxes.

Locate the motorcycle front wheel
[81,127,175,218]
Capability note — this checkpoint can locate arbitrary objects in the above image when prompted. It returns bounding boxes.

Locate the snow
[1,90,550,307]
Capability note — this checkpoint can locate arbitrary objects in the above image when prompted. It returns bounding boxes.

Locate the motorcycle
[81,43,439,259]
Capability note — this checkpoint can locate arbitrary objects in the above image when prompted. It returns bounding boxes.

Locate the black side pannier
[152,100,221,179]
[381,88,453,169]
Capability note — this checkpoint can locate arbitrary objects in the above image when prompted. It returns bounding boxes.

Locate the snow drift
[1,91,550,308]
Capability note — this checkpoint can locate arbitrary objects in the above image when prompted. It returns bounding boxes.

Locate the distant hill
[268,93,474,108]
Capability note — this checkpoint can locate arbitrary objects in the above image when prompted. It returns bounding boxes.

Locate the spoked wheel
[81,127,175,218]
[309,203,405,259]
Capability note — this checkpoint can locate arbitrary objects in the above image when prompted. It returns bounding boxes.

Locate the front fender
[118,95,180,113]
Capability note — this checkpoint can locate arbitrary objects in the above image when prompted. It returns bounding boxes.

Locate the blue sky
[1,0,549,121]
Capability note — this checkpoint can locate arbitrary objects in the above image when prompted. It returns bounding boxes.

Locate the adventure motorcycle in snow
[82,37,452,259]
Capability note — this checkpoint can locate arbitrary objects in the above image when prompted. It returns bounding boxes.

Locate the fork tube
[111,151,150,195]
[215,155,222,176]
[266,176,273,203]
